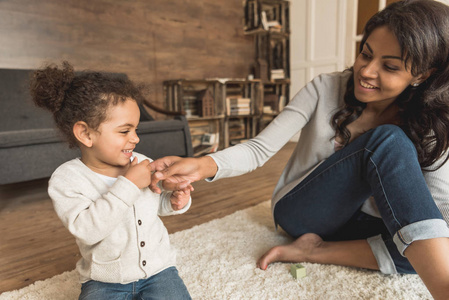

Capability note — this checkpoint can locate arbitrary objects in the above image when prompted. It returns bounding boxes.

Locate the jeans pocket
[90,254,122,283]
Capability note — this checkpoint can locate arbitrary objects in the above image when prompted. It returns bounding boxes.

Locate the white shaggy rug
[0,201,432,300]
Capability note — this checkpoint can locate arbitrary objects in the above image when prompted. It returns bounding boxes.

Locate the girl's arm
[49,173,141,246]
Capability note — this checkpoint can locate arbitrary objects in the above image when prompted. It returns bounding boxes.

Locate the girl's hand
[170,186,192,211]
[124,157,153,189]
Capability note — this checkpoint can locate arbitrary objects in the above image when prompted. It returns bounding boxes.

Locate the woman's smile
[359,79,378,90]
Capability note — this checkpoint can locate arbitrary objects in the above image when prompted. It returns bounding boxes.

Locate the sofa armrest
[135,116,193,159]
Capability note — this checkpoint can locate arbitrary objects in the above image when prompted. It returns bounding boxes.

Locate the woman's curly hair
[332,0,449,169]
[30,61,145,148]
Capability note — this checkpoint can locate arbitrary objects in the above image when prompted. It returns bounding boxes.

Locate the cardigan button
[142,260,146,266]
[140,241,145,247]
[138,220,142,225]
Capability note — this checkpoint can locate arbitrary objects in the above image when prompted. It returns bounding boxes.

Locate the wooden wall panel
[0,0,253,118]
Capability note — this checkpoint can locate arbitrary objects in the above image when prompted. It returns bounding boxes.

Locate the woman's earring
[412,82,420,87]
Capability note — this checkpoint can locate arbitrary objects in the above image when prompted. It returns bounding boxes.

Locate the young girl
[150,0,449,299]
[30,62,192,300]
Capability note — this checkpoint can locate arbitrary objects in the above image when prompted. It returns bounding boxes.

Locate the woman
[151,1,449,298]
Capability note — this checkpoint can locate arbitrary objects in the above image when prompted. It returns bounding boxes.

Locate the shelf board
[244,28,290,37]
[187,115,225,121]
[226,114,254,118]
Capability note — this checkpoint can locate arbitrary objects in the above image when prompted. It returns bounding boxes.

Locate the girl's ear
[73,121,94,147]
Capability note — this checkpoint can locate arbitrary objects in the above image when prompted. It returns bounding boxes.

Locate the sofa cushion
[0,128,64,148]
[0,69,56,131]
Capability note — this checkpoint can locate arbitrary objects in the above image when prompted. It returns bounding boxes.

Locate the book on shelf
[229,118,245,129]
[263,105,273,114]
[193,132,219,156]
[201,132,219,146]
[229,118,246,141]
[189,120,216,137]
[263,93,287,114]
[183,95,199,117]
[278,95,286,111]
[226,97,251,115]
[261,11,269,30]
[271,69,285,80]
[264,94,279,112]
[230,139,249,146]
[229,108,251,115]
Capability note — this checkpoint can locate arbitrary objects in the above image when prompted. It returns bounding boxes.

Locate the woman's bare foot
[257,233,323,270]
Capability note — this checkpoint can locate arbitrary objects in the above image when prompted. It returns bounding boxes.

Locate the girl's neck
[80,154,129,178]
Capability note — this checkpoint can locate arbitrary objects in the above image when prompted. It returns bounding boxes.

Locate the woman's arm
[150,72,335,192]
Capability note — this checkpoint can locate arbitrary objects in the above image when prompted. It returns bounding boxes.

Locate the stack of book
[263,94,286,114]
[183,95,198,117]
[228,119,246,140]
[271,69,285,80]
[226,97,251,116]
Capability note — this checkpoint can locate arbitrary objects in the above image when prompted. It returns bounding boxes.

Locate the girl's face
[84,98,140,176]
[353,26,421,107]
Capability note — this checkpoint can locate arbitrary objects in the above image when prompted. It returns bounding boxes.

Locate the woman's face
[353,26,421,106]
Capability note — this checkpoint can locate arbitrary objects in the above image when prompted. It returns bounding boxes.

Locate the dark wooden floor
[0,142,296,293]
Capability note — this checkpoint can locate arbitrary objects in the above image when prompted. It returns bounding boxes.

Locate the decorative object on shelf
[255,58,269,82]
[244,0,289,34]
[197,89,215,117]
[244,0,290,82]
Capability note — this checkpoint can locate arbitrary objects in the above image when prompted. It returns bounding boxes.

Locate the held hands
[170,186,193,211]
[149,156,218,194]
[124,157,153,189]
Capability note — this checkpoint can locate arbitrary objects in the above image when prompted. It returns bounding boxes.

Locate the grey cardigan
[209,71,449,224]
[48,152,190,284]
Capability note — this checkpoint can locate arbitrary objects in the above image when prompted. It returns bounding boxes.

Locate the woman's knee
[366,124,417,157]
[371,124,410,143]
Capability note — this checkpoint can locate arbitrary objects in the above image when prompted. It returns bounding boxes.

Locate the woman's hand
[149,156,218,193]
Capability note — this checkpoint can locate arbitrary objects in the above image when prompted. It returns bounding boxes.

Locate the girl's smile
[81,98,141,177]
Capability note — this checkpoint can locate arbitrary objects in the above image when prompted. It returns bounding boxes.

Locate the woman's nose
[360,60,378,78]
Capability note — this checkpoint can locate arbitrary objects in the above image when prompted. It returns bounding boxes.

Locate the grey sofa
[0,68,193,185]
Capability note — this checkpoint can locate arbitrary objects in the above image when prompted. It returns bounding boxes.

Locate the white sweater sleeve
[49,173,141,246]
[158,191,192,216]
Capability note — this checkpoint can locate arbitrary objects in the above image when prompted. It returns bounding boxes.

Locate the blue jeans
[79,267,191,300]
[274,125,449,274]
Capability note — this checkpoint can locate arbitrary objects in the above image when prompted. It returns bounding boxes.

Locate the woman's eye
[120,131,130,134]
[360,52,371,59]
[384,65,399,71]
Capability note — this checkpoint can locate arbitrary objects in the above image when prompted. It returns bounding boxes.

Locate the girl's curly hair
[30,61,145,148]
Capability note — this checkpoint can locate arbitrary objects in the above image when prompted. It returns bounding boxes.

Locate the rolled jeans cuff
[367,234,398,274]
[393,219,449,256]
